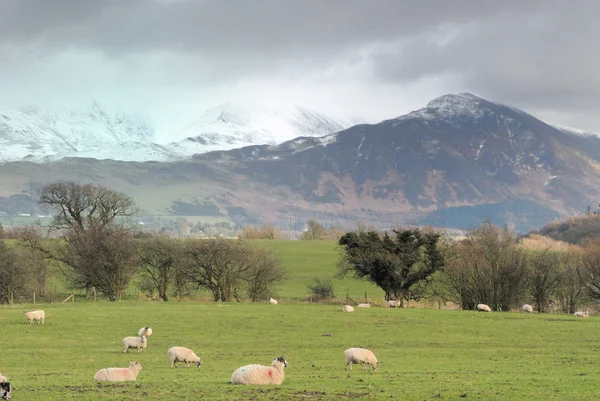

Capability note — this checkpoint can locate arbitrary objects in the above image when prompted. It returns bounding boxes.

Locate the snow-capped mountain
[166,103,357,156]
[0,102,358,163]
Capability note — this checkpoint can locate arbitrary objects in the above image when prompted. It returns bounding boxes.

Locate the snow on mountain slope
[549,123,598,138]
[0,102,357,163]
[166,103,356,156]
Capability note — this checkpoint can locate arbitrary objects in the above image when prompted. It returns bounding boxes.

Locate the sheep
[123,336,147,353]
[0,381,11,400]
[357,303,371,308]
[231,356,288,385]
[386,300,400,308]
[138,326,153,337]
[476,304,492,312]
[342,305,354,312]
[574,311,589,318]
[344,348,378,371]
[168,346,202,368]
[0,373,6,383]
[522,304,533,313]
[268,298,278,305]
[24,310,45,325]
[94,361,142,382]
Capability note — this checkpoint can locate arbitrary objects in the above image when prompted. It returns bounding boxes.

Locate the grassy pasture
[1,303,599,400]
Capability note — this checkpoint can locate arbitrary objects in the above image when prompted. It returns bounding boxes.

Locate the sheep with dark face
[231,356,288,385]
[123,336,147,353]
[0,381,11,400]
[138,326,153,337]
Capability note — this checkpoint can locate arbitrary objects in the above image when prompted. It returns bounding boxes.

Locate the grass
[1,303,599,400]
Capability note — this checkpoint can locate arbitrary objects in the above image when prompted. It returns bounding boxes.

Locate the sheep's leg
[362,363,366,371]
[345,362,352,371]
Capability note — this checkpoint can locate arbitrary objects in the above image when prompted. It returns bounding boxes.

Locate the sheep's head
[275,356,288,368]
[196,360,202,368]
[129,361,142,370]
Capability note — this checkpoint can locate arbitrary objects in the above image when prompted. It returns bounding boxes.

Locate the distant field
[0,303,598,400]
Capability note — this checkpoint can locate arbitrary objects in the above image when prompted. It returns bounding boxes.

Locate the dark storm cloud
[0,0,536,57]
[0,0,598,131]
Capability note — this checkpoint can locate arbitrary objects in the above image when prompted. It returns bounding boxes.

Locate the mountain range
[2,92,600,233]
[0,102,357,163]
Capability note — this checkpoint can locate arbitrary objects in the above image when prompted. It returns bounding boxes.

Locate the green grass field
[1,303,599,400]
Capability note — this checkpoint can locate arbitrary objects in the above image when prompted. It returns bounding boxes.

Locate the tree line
[0,182,284,303]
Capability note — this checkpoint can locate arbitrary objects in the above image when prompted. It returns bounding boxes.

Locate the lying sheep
[94,361,142,382]
[138,326,153,337]
[168,346,202,368]
[476,304,492,312]
[268,298,278,305]
[357,303,371,308]
[574,311,589,318]
[123,336,147,353]
[386,300,400,308]
[522,304,533,313]
[343,305,354,312]
[24,310,45,325]
[231,356,288,385]
[344,348,378,371]
[0,373,6,383]
[0,381,11,400]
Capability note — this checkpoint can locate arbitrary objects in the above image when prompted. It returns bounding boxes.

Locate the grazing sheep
[344,348,378,371]
[168,347,202,368]
[94,361,142,382]
[522,304,533,313]
[476,304,492,312]
[386,300,400,308]
[123,336,147,353]
[0,381,11,400]
[231,356,288,385]
[343,305,354,312]
[138,326,153,337]
[357,303,371,308]
[268,298,278,305]
[0,373,6,383]
[574,311,589,318]
[24,310,45,325]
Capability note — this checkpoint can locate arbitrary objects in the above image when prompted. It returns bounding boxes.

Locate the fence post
[346,290,349,305]
[33,292,36,305]
[94,287,96,303]
[309,294,312,304]
[72,292,74,304]
[364,291,368,303]
[10,292,13,305]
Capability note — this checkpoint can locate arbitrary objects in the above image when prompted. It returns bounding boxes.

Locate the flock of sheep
[0,299,591,398]
[0,305,379,397]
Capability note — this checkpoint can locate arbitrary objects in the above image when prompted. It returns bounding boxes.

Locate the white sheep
[476,304,492,312]
[168,346,202,368]
[24,310,45,325]
[138,326,153,337]
[574,311,589,318]
[386,300,400,308]
[342,305,354,312]
[0,372,7,383]
[268,298,278,305]
[231,356,288,385]
[344,348,378,371]
[123,336,147,353]
[94,361,142,381]
[357,303,371,308]
[522,304,533,313]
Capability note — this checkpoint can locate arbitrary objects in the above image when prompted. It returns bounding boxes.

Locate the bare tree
[555,249,584,313]
[33,182,140,301]
[580,240,600,299]
[0,242,31,304]
[245,247,285,301]
[302,220,326,240]
[526,249,560,313]
[137,236,182,301]
[182,239,284,302]
[443,222,526,311]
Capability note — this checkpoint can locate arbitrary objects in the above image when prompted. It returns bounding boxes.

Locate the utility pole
[288,214,295,240]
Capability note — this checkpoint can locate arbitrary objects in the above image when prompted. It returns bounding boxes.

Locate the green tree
[338,228,445,303]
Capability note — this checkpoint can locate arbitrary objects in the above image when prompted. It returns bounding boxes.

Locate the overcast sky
[1,0,599,135]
